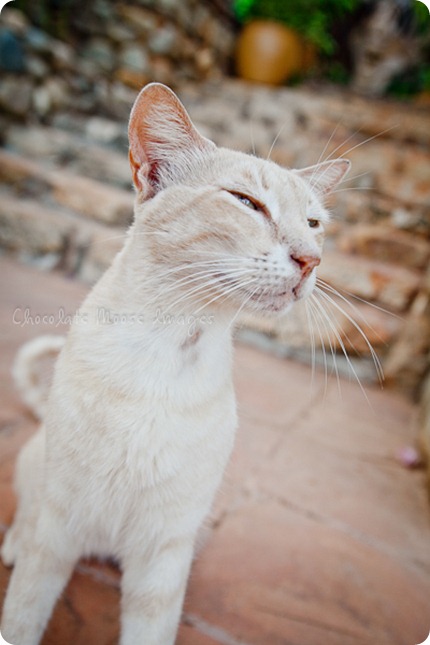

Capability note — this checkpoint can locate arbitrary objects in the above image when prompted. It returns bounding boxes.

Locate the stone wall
[0,2,235,121]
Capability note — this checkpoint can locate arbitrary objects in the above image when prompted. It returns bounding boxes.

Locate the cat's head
[128,83,350,316]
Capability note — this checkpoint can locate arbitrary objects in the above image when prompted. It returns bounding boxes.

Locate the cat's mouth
[245,278,313,313]
[215,273,313,314]
[247,287,294,312]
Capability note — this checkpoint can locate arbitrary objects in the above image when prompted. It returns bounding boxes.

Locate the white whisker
[316,279,402,320]
[310,294,340,395]
[304,301,316,387]
[266,123,287,162]
[324,128,363,163]
[147,267,255,306]
[249,119,256,156]
[309,122,342,186]
[312,292,372,404]
[316,279,385,347]
[307,297,329,395]
[339,170,372,185]
[331,187,373,194]
[193,277,259,316]
[225,283,261,336]
[315,287,384,385]
[162,270,256,313]
[329,125,399,161]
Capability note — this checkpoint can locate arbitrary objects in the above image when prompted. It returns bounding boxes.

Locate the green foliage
[414,0,430,34]
[233,0,360,53]
[421,65,430,92]
[325,61,350,85]
[387,63,430,97]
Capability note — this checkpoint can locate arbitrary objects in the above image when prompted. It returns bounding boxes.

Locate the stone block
[0,8,29,35]
[338,223,430,270]
[82,37,116,72]
[0,195,72,254]
[50,171,134,226]
[0,75,33,117]
[0,150,134,226]
[6,125,132,188]
[115,67,150,91]
[303,91,430,147]
[384,286,430,396]
[117,5,159,32]
[0,193,127,278]
[0,149,44,184]
[346,142,430,208]
[118,43,149,73]
[319,251,422,312]
[33,77,69,116]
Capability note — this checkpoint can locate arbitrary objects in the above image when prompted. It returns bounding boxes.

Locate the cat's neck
[72,241,234,404]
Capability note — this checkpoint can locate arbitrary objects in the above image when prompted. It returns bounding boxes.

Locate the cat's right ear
[128,83,215,199]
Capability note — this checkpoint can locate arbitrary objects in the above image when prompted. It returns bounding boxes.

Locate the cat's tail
[13,335,65,420]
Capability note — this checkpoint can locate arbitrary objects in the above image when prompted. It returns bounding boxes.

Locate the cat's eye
[230,192,260,211]
[308,218,320,229]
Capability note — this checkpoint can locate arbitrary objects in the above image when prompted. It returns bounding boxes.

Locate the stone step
[337,223,430,271]
[331,191,429,238]
[0,149,134,226]
[318,251,422,313]
[334,139,430,209]
[5,125,131,189]
[0,193,125,281]
[310,90,430,147]
[50,112,128,149]
[199,80,430,147]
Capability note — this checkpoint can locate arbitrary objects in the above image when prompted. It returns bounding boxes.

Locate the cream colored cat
[1,83,350,645]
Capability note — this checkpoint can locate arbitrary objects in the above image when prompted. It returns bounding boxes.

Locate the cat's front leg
[120,537,195,645]
[1,504,79,645]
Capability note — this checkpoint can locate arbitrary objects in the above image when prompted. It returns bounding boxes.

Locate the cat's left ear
[128,82,215,199]
[294,159,351,195]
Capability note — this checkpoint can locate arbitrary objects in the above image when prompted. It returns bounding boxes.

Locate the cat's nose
[290,253,320,277]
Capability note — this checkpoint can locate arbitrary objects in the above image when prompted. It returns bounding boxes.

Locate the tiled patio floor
[0,256,429,645]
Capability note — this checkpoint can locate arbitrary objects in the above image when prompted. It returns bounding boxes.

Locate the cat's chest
[76,316,232,406]
[58,320,236,447]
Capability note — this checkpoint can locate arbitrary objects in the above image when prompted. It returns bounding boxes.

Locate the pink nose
[291,254,320,277]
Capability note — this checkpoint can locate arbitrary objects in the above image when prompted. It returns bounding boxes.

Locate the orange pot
[236,20,306,85]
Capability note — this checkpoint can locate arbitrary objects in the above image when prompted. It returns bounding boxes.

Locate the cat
[0,82,350,645]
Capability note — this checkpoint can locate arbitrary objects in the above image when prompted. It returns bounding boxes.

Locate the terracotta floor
[0,256,429,645]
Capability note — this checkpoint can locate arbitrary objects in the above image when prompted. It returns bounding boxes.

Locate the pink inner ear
[128,147,154,198]
[128,83,213,198]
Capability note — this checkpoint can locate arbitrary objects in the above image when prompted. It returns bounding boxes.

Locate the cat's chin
[245,294,296,318]
[263,301,295,317]
[244,278,315,317]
